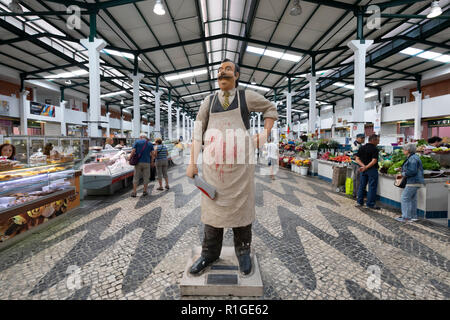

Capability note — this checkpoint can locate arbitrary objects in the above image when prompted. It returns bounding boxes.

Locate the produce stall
[377,147,449,219]
[80,147,134,196]
[377,174,448,218]
[0,162,81,243]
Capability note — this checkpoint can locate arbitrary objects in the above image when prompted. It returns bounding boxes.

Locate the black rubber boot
[233,224,252,275]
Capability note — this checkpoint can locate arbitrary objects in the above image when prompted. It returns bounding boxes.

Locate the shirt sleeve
[194,95,211,143]
[245,90,278,120]
[372,147,379,160]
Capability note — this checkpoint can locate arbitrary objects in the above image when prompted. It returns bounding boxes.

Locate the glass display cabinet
[80,147,134,195]
[0,163,78,243]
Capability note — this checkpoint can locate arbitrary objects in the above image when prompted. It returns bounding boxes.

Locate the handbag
[129,141,148,166]
[394,159,407,188]
[394,175,407,188]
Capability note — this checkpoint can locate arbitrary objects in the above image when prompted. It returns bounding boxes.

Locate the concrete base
[180,246,263,297]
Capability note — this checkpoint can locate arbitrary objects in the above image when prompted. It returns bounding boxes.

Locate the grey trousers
[352,163,361,198]
[201,224,252,261]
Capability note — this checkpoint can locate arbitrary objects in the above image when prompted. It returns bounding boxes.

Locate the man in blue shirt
[129,133,154,197]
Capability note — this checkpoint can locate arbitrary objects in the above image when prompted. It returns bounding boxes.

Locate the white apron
[201,92,255,228]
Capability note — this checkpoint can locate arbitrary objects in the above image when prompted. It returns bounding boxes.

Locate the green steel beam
[0,11,91,16]
[371,0,427,10]
[301,0,355,10]
[42,0,88,7]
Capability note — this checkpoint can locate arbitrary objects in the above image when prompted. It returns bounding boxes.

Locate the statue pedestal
[180,246,263,297]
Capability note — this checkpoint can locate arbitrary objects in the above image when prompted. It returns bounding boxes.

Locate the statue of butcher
[186,58,278,275]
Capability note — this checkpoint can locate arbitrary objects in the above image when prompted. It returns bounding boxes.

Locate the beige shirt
[195,88,278,140]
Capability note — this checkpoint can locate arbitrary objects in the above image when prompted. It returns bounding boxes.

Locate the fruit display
[328,155,351,163]
[432,147,450,154]
[321,152,331,160]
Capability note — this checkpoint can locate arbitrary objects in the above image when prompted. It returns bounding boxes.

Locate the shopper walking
[129,133,154,197]
[355,134,380,210]
[153,138,169,191]
[351,134,365,198]
[266,136,278,180]
[396,143,424,223]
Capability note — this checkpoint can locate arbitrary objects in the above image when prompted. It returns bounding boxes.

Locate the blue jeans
[357,167,378,207]
[401,186,419,219]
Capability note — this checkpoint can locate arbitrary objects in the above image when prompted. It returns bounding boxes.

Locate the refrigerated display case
[80,147,134,195]
[5,136,90,164]
[0,163,81,243]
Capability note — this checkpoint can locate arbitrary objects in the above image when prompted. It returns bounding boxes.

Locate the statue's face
[217,61,239,91]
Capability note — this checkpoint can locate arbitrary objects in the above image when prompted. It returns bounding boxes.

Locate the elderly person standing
[395,143,424,223]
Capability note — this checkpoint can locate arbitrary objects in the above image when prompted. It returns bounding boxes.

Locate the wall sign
[0,100,10,116]
[428,119,450,127]
[30,102,55,117]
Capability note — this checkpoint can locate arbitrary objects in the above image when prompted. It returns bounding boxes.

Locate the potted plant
[300,159,310,176]
[328,140,340,153]
[306,141,319,159]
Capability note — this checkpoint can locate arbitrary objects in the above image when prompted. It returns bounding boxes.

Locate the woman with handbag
[395,143,424,223]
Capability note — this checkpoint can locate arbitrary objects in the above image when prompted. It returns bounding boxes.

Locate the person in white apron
[187,59,278,275]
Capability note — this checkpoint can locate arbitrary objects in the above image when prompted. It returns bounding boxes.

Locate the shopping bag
[150,165,156,181]
[345,177,353,195]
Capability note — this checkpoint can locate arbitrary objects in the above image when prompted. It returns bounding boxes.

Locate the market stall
[377,146,449,218]
[0,160,81,243]
[80,147,134,196]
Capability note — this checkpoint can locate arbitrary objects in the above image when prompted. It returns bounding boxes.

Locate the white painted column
[284,91,294,138]
[60,100,67,136]
[182,112,186,141]
[166,101,174,141]
[176,107,180,140]
[257,112,261,134]
[147,120,151,139]
[251,116,255,135]
[80,38,106,138]
[331,111,336,139]
[297,121,301,139]
[187,116,191,141]
[32,88,37,102]
[152,90,163,138]
[129,73,144,138]
[389,89,394,107]
[306,75,316,135]
[347,40,373,138]
[120,115,124,137]
[19,90,29,135]
[412,91,423,140]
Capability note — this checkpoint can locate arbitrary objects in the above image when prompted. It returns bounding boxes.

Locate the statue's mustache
[218,74,233,80]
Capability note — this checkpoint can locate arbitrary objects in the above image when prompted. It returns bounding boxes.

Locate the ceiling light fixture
[8,0,23,14]
[427,1,442,18]
[190,77,196,85]
[100,90,127,98]
[251,77,256,85]
[153,0,166,15]
[65,80,72,85]
[290,0,302,16]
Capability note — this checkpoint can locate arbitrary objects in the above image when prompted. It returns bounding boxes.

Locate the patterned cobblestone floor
[0,164,448,300]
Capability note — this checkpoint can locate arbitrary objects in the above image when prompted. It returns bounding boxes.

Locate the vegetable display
[420,155,441,170]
